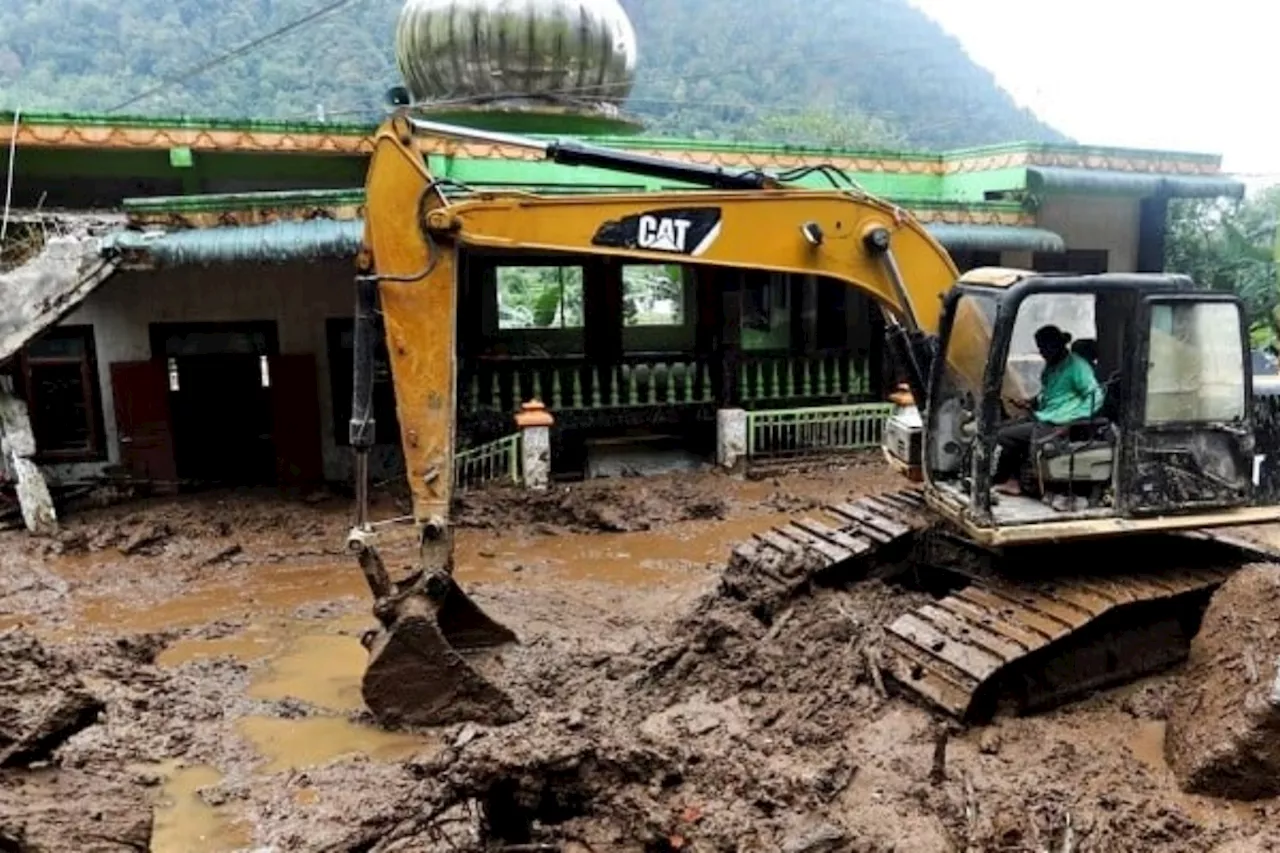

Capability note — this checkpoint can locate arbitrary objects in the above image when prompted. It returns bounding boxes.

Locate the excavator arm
[357,113,957,529]
[347,112,958,727]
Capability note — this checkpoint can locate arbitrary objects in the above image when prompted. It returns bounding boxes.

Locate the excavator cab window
[925,290,997,483]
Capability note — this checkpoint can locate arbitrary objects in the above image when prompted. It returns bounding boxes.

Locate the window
[18,325,106,461]
[1032,250,1109,275]
[928,292,998,476]
[1003,292,1097,401]
[743,273,791,350]
[496,266,584,330]
[623,265,685,326]
[326,319,400,446]
[1145,301,1245,424]
[952,250,1003,273]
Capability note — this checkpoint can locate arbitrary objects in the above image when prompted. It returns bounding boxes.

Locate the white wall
[45,260,395,484]
[1034,195,1143,273]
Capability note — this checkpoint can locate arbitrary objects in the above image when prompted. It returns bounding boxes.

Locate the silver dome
[395,0,637,106]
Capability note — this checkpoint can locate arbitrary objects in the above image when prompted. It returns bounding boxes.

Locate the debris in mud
[0,768,154,853]
[0,630,103,768]
[1167,564,1280,800]
[452,477,729,534]
[119,522,172,556]
[314,527,935,853]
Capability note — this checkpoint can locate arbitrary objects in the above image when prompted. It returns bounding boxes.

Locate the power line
[106,0,361,114]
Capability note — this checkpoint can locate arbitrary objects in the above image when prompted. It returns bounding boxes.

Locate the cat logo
[591,207,722,257]
[637,215,694,252]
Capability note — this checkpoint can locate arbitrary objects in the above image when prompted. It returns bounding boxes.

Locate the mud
[1,463,1278,852]
[1167,565,1280,801]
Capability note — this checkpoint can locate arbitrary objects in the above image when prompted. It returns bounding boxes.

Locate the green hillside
[0,0,1065,150]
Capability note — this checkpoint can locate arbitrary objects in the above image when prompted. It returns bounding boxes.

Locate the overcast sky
[907,0,1279,186]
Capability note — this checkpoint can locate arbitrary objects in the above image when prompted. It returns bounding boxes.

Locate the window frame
[621,263,687,328]
[494,263,586,331]
[17,324,108,463]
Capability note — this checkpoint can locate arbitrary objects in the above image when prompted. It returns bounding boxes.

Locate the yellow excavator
[346,111,1280,727]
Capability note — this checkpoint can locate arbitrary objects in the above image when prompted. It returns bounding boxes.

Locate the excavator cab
[921,268,1280,546]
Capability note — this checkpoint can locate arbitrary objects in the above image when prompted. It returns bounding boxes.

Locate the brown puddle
[247,630,372,712]
[146,761,252,853]
[237,716,436,774]
[1130,720,1168,773]
[1128,721,1258,823]
[453,512,796,586]
[157,630,280,668]
[76,562,371,633]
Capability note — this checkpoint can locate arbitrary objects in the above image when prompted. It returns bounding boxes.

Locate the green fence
[740,353,869,403]
[746,403,894,459]
[454,432,522,491]
[463,357,715,414]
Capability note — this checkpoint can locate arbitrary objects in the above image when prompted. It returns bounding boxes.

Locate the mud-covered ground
[2,454,1279,852]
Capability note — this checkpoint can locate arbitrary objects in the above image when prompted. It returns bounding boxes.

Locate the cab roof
[956,267,1196,294]
[955,267,1034,288]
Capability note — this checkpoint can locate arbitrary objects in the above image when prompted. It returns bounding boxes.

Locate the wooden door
[269,354,324,487]
[110,360,178,492]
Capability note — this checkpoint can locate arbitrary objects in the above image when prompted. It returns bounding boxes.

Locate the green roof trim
[1026,167,1245,200]
[123,188,367,213]
[926,224,1065,254]
[0,109,376,137]
[0,109,1228,168]
[102,220,363,266]
[941,141,1222,165]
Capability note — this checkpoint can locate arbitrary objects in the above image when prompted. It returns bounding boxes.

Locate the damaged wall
[0,225,121,365]
[46,259,402,485]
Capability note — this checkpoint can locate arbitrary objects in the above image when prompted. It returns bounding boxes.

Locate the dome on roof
[395,0,638,109]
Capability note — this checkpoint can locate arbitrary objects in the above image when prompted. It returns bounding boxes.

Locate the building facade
[0,111,1246,490]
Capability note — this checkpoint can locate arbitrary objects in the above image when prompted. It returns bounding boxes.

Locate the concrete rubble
[0,217,122,534]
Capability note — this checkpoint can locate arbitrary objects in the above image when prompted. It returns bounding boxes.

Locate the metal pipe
[877,247,920,335]
[350,275,380,529]
[407,116,774,190]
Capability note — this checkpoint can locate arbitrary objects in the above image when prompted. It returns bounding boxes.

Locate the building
[0,107,1246,502]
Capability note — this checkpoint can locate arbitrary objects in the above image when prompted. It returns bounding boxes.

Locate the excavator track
[881,565,1234,720]
[728,486,1278,722]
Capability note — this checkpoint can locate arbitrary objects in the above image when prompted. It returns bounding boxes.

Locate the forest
[0,0,1064,150]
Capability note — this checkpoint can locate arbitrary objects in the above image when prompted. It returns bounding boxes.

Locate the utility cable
[1,109,20,247]
[106,0,360,114]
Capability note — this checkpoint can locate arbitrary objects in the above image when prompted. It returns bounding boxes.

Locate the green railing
[453,432,522,491]
[462,357,715,413]
[746,403,894,458]
[740,353,869,404]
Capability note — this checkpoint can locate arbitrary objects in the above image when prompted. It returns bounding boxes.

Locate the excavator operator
[993,324,1103,496]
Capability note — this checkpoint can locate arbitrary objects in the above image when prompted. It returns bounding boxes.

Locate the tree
[1166,187,1280,347]
[753,108,908,150]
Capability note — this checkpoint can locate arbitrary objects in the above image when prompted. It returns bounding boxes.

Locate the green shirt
[1035,352,1103,425]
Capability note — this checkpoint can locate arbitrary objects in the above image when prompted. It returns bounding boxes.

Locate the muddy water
[76,562,371,633]
[1128,721,1257,823]
[453,512,797,585]
[237,716,435,773]
[146,762,252,853]
[248,632,372,712]
[47,513,786,852]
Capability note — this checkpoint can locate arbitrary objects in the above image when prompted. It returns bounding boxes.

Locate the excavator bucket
[353,544,523,729]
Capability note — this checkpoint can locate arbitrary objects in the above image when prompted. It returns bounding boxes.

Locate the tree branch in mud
[862,644,887,698]
[930,727,949,786]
